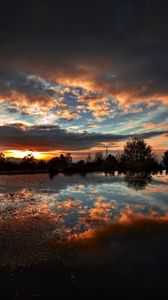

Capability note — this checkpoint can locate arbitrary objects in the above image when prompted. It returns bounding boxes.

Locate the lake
[0,172,168,298]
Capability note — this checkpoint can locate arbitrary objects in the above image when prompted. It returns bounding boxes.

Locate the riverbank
[0,168,166,176]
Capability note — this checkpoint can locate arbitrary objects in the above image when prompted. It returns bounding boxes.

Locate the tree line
[0,138,168,174]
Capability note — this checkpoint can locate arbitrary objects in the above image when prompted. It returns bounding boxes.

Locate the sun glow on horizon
[4,150,52,160]
[3,143,166,162]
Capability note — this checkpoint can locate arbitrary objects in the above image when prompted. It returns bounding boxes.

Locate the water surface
[0,172,168,268]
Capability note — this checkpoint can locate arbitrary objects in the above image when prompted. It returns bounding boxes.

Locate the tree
[86,153,92,163]
[38,160,46,170]
[105,154,117,171]
[22,153,35,163]
[59,154,67,169]
[48,153,73,173]
[65,153,72,167]
[76,159,85,170]
[0,152,5,170]
[94,151,103,163]
[0,152,5,160]
[20,153,36,169]
[121,138,155,171]
[162,151,168,170]
[48,156,60,173]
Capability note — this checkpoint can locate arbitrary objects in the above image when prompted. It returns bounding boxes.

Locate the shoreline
[0,169,166,176]
[0,170,49,175]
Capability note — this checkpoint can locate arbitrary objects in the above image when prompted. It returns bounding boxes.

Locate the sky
[0,0,168,159]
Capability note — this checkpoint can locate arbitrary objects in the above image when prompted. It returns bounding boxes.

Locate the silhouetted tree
[48,153,73,173]
[59,154,67,169]
[48,156,60,173]
[20,153,36,170]
[65,153,72,167]
[94,151,103,163]
[76,160,85,168]
[162,151,168,170]
[0,152,5,160]
[5,159,17,171]
[0,140,165,174]
[71,159,85,172]
[105,154,117,171]
[38,160,46,170]
[0,152,5,171]
[86,153,92,163]
[121,138,156,171]
[115,152,126,173]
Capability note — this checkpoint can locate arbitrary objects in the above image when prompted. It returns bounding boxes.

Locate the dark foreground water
[0,172,168,299]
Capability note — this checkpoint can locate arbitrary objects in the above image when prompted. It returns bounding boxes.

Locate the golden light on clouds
[4,150,52,160]
[56,77,94,91]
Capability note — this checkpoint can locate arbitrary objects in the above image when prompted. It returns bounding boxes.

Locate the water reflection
[125,172,152,190]
[0,172,167,267]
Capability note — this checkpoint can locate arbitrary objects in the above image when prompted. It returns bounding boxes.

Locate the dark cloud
[0,123,167,151]
[0,72,53,103]
[0,0,168,153]
[0,0,168,105]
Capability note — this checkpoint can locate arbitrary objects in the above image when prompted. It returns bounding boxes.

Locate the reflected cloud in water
[0,172,167,267]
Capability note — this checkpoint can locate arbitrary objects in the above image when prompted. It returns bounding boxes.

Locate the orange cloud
[54,72,168,109]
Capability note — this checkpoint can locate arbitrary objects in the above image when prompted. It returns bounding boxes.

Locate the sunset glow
[4,150,53,160]
[0,0,167,158]
[1,1,168,299]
